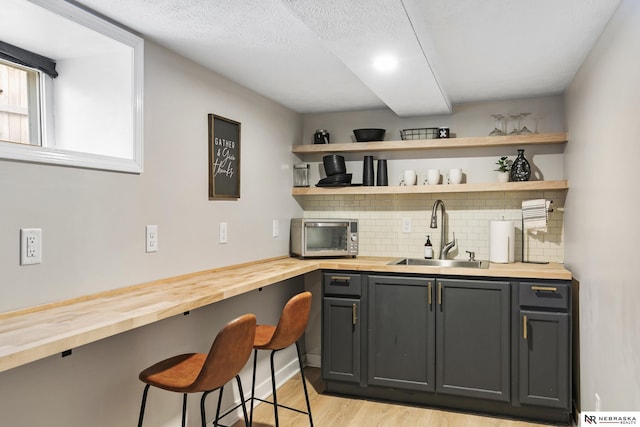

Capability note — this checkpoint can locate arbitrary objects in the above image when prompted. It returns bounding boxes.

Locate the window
[0,0,144,173]
[0,60,41,146]
[0,38,58,149]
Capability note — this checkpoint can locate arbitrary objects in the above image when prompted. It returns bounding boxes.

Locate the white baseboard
[305,353,321,368]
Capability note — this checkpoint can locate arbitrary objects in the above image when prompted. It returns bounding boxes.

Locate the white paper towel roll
[489,220,515,263]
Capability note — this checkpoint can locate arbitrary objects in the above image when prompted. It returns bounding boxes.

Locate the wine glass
[508,114,521,135]
[519,113,533,134]
[489,114,505,136]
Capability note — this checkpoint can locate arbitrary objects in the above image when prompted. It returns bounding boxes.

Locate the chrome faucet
[430,199,456,259]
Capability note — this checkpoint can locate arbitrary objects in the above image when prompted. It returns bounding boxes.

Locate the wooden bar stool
[249,291,313,427]
[137,313,256,427]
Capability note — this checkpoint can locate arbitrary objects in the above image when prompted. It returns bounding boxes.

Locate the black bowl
[323,154,346,176]
[354,128,386,142]
[317,173,352,187]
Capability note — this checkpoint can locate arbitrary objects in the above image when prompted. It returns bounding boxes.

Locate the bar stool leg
[235,375,250,426]
[137,384,151,427]
[214,385,225,427]
[200,389,213,427]
[296,341,314,426]
[249,349,258,427]
[182,393,188,427]
[269,350,279,427]
[247,346,313,426]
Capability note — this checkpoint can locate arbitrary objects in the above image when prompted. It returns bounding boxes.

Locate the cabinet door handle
[523,315,528,340]
[352,303,357,325]
[428,282,432,307]
[438,282,443,306]
[531,285,557,292]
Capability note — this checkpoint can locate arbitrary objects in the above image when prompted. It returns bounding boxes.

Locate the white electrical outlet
[146,225,158,253]
[219,222,228,244]
[402,217,412,233]
[595,393,601,411]
[272,219,279,238]
[20,228,42,265]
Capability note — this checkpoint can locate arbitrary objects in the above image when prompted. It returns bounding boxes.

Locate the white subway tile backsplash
[302,191,565,263]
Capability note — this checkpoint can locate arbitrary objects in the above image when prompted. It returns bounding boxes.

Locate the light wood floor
[232,367,557,427]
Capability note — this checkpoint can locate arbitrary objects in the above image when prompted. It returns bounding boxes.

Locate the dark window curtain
[0,41,58,78]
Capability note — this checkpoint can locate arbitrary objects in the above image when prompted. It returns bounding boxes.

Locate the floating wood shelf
[292,133,569,196]
[292,132,567,155]
[292,180,569,196]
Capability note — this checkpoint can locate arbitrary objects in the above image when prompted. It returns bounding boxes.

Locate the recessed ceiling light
[373,55,398,72]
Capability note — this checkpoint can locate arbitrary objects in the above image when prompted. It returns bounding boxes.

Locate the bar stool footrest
[216,397,252,424]
[253,397,312,416]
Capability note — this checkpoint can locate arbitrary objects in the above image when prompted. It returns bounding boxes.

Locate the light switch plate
[20,228,42,265]
[146,225,158,253]
[272,219,279,238]
[219,222,228,244]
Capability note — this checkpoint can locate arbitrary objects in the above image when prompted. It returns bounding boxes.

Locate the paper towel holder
[521,201,554,264]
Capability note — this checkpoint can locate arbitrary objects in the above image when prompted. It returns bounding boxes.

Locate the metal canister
[293,163,310,187]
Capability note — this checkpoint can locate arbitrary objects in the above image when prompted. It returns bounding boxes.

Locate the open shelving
[291,132,569,196]
[292,132,567,155]
[292,180,568,196]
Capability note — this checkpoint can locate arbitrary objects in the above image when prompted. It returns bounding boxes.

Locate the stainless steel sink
[389,258,490,269]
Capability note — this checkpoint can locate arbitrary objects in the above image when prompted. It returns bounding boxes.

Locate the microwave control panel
[349,221,358,255]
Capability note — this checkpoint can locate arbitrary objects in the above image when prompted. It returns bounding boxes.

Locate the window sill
[0,142,142,173]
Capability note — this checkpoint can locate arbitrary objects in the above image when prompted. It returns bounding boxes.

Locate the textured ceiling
[27,0,626,116]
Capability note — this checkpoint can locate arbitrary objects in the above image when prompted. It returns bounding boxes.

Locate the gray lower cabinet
[366,275,510,399]
[322,297,361,383]
[518,282,571,410]
[322,273,362,383]
[367,275,435,391]
[321,272,572,424]
[436,278,511,402]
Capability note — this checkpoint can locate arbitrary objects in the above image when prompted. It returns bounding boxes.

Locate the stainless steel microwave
[290,218,358,258]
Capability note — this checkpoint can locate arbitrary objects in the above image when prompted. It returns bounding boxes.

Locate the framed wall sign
[208,114,241,200]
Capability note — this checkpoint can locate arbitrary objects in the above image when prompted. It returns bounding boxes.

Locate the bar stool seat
[254,326,276,347]
[137,313,256,427]
[250,291,313,427]
[140,353,208,390]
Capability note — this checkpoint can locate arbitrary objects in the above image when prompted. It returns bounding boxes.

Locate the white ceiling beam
[281,0,452,117]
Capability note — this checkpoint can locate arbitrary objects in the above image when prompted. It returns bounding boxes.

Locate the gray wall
[0,42,302,312]
[0,41,304,426]
[564,0,640,411]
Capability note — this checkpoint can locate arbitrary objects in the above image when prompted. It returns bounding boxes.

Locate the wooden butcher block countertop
[0,256,571,373]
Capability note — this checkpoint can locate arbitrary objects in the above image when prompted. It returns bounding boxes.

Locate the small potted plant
[495,156,511,182]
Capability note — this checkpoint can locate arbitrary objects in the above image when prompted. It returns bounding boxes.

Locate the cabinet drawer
[323,272,361,296]
[519,282,569,310]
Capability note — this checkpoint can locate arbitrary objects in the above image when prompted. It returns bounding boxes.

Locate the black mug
[314,129,330,144]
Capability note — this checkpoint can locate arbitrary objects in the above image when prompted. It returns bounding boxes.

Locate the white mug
[447,168,463,185]
[399,170,417,186]
[424,169,441,185]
